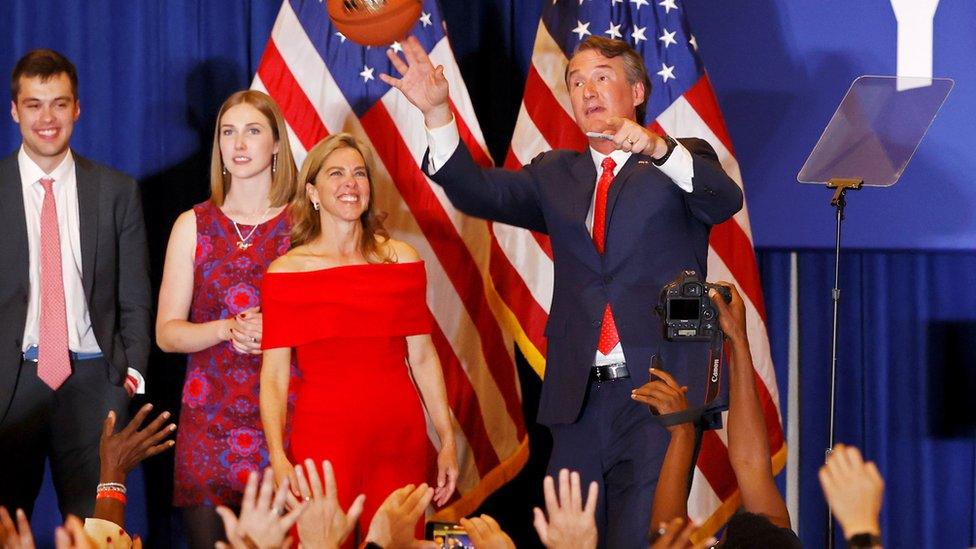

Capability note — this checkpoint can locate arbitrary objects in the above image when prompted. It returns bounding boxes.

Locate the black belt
[590,362,630,382]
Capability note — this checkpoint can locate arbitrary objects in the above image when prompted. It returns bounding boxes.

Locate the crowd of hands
[0,284,886,549]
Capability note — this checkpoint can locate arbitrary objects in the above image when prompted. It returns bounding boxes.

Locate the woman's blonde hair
[209,90,297,207]
[290,133,391,262]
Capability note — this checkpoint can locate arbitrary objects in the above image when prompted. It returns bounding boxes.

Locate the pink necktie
[592,157,620,354]
[37,178,71,390]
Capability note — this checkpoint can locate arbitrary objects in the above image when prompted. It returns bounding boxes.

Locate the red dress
[173,202,294,507]
[262,261,433,537]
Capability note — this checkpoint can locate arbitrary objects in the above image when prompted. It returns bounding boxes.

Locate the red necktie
[592,157,619,354]
[37,178,71,390]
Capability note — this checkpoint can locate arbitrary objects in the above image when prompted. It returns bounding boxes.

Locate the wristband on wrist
[847,532,883,547]
[97,482,127,494]
[96,490,127,504]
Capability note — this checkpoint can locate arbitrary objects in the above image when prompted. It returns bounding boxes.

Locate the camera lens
[683,283,702,297]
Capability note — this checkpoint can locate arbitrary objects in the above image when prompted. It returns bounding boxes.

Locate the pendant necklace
[232,207,271,250]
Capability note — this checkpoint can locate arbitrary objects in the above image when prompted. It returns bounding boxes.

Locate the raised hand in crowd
[459,514,515,549]
[820,444,885,547]
[53,516,94,549]
[96,404,176,526]
[364,484,436,549]
[287,459,364,549]
[632,367,697,529]
[532,469,598,549]
[649,517,715,549]
[216,469,306,549]
[0,507,35,549]
[1,510,103,549]
[100,404,176,480]
[709,282,792,530]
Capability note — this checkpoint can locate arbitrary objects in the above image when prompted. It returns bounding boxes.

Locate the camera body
[659,270,731,342]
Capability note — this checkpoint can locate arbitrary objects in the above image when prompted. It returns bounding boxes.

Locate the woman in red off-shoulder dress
[259,133,458,543]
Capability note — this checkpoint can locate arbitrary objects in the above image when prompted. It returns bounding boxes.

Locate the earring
[221,165,227,176]
[312,201,320,211]
[272,153,278,175]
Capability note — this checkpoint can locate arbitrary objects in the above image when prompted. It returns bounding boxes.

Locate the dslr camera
[659,270,731,341]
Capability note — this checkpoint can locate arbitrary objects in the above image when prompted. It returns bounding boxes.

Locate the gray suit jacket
[0,151,151,401]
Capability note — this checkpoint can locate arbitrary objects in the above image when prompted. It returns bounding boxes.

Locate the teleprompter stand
[797,75,952,548]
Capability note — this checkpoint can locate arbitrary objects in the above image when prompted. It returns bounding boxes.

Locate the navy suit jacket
[426,138,742,425]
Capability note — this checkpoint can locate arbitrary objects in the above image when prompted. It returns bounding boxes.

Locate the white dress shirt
[18,147,145,392]
[425,116,695,367]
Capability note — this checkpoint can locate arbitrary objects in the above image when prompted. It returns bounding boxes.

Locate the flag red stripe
[523,66,588,152]
[487,233,549,356]
[755,370,785,450]
[429,323,502,474]
[455,99,552,353]
[361,103,527,440]
[452,102,494,168]
[708,220,768,322]
[257,41,329,150]
[683,75,736,157]
[502,149,555,259]
[696,431,737,501]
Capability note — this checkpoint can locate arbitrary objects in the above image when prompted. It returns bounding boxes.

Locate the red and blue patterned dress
[173,200,294,508]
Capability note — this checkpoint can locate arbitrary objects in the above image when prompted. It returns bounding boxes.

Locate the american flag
[503,0,786,536]
[251,0,528,520]
[253,0,785,534]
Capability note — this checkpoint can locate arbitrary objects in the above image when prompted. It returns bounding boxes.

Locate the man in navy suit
[383,36,742,548]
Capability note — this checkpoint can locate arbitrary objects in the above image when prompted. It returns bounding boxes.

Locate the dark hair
[722,512,802,549]
[568,36,652,123]
[11,49,78,101]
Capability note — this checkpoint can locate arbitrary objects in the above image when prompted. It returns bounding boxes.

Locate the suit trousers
[548,378,670,549]
[0,356,129,519]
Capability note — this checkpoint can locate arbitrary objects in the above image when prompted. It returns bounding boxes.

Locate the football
[327,0,424,47]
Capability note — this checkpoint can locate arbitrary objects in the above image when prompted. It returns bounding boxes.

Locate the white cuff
[425,115,460,174]
[657,140,695,193]
[126,368,146,394]
[85,518,134,548]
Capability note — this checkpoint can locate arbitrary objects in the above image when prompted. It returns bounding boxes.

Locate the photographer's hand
[637,369,697,528]
[708,282,747,344]
[631,368,689,427]
[710,282,792,529]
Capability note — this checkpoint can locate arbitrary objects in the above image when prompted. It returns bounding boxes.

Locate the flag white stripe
[531,22,575,120]
[655,97,755,236]
[687,468,724,524]
[707,249,783,417]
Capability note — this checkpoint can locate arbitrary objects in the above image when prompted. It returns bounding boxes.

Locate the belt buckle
[592,362,627,383]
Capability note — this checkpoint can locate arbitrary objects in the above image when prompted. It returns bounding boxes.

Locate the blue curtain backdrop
[2,2,974,548]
